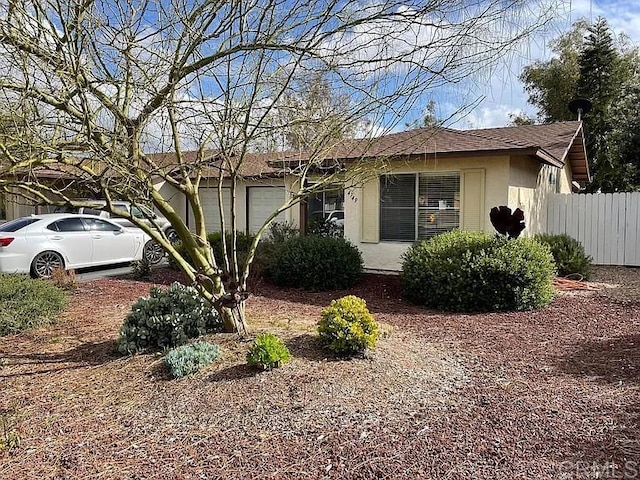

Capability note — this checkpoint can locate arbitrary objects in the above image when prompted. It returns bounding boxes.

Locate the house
[2,121,589,272]
[339,121,589,270]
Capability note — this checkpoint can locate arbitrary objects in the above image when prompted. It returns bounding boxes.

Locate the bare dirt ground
[1,266,639,479]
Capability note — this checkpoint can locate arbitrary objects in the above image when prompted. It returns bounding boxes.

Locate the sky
[447,0,640,129]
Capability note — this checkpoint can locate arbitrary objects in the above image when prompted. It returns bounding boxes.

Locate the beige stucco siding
[346,155,510,271]
[507,157,574,235]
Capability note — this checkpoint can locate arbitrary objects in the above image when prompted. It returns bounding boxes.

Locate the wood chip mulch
[1,266,639,479]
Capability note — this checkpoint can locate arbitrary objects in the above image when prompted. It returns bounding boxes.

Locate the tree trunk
[219,304,248,336]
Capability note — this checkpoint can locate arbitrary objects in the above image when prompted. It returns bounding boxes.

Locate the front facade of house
[345,154,576,271]
[340,122,589,271]
[2,122,589,273]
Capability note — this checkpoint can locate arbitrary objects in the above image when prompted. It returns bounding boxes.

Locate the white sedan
[0,213,164,278]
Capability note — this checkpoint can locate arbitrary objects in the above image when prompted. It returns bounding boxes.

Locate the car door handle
[50,236,63,240]
[92,235,102,239]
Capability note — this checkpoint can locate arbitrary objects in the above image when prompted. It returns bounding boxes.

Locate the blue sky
[443,0,640,129]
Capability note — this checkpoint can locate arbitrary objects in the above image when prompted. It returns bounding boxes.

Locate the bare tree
[0,0,562,333]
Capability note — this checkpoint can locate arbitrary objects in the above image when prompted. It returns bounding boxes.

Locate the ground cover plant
[1,266,639,478]
[164,341,222,378]
[0,274,68,336]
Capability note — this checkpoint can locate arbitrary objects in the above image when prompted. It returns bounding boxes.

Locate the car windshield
[130,205,155,219]
[0,217,41,232]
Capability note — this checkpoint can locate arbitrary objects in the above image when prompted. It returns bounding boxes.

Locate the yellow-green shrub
[318,295,379,356]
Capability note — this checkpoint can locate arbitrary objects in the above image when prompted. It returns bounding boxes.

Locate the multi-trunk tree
[0,0,562,332]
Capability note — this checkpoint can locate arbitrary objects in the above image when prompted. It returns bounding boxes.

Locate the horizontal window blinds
[417,174,460,240]
[380,174,416,241]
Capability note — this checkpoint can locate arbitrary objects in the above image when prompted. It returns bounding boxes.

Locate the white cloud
[438,0,640,128]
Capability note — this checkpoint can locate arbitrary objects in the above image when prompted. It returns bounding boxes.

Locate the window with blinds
[380,173,460,241]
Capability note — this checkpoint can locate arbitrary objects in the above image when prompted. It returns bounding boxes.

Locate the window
[306,186,344,230]
[380,173,460,241]
[83,218,120,231]
[47,218,87,232]
[0,218,41,232]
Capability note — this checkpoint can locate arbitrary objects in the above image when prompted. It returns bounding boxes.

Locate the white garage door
[248,187,286,234]
[190,188,232,232]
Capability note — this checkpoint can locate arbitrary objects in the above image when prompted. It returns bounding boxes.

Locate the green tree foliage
[519,17,640,192]
[520,20,587,123]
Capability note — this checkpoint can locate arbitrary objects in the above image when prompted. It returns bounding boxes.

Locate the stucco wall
[345,155,511,271]
[507,158,574,236]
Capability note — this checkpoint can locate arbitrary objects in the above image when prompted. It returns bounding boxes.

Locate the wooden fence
[547,192,640,266]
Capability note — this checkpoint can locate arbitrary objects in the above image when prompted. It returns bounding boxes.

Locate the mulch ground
[1,267,639,479]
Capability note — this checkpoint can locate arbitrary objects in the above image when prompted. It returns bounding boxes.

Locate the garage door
[189,188,232,232]
[247,187,286,234]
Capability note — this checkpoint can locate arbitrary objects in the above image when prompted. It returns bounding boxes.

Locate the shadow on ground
[558,333,640,384]
[0,339,119,377]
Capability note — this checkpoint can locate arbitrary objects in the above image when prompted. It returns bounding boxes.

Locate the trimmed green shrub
[164,341,222,378]
[308,217,343,238]
[246,333,292,370]
[318,295,379,356]
[0,274,68,336]
[534,233,593,279]
[168,231,255,272]
[271,236,363,290]
[402,231,556,312]
[117,282,221,354]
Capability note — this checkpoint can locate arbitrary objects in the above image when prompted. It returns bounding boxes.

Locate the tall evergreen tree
[578,18,623,192]
[519,17,640,192]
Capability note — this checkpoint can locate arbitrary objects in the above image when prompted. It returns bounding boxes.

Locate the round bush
[402,231,556,312]
[246,333,292,370]
[271,236,363,290]
[318,295,379,356]
[534,234,592,279]
[0,274,68,336]
[117,282,222,354]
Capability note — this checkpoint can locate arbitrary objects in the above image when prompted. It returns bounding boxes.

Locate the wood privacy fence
[546,192,640,266]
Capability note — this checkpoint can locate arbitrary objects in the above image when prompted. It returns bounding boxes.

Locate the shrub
[534,233,592,279]
[307,217,343,238]
[117,282,222,354]
[246,333,292,370]
[271,235,363,290]
[254,222,300,279]
[164,341,222,378]
[49,267,77,291]
[131,257,151,281]
[168,231,255,272]
[208,231,255,267]
[402,231,556,312]
[265,221,300,244]
[0,274,68,336]
[318,295,379,356]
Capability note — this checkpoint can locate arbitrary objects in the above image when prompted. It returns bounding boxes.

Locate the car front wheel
[31,251,64,278]
[143,240,164,265]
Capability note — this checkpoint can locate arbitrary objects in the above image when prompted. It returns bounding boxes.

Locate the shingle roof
[18,122,588,182]
[318,121,588,181]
